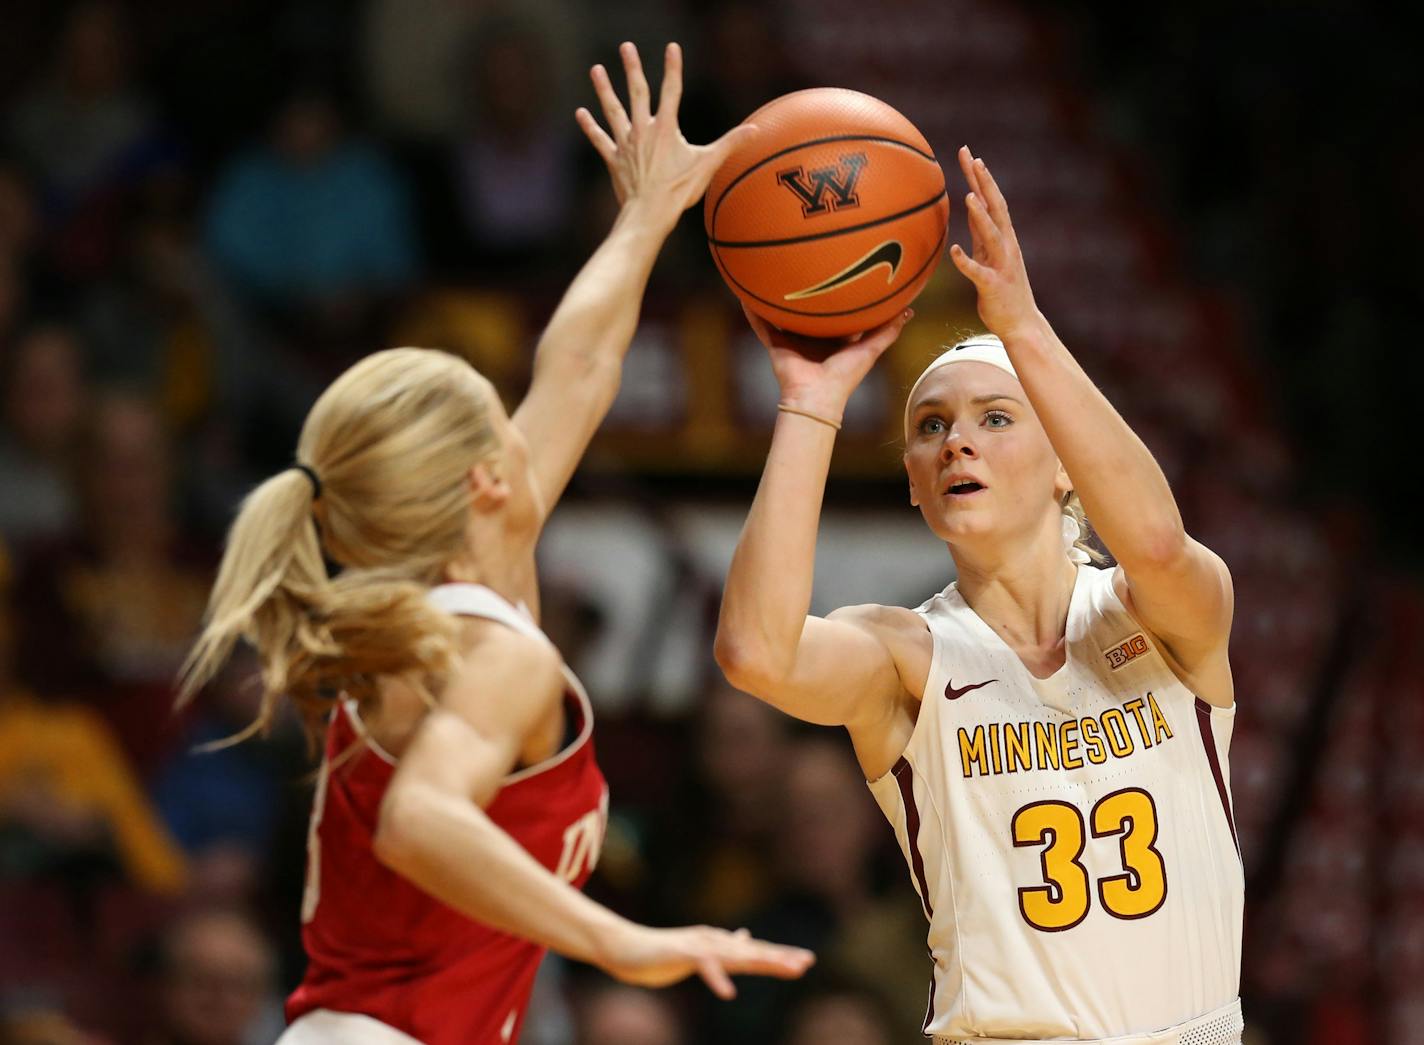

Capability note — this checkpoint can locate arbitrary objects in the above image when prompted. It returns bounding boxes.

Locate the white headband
[903,334,1019,432]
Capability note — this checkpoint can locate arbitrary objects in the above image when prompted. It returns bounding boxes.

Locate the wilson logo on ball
[776,152,867,216]
[784,240,903,300]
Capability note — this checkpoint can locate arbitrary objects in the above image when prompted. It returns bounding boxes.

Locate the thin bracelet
[776,403,843,431]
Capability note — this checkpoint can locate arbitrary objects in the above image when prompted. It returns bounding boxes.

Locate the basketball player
[714,147,1243,1043]
[179,44,812,1045]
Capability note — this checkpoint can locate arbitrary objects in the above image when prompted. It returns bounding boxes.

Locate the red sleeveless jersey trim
[286,681,607,1045]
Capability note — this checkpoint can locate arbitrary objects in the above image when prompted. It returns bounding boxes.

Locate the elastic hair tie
[293,463,323,500]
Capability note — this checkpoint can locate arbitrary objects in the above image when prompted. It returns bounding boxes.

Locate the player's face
[902,362,1068,547]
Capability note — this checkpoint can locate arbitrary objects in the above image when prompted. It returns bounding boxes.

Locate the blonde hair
[179,348,503,748]
[1061,489,1107,566]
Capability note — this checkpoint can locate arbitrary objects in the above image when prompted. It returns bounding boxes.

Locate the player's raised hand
[576,42,757,225]
[950,146,1042,341]
[598,923,815,1000]
[744,304,915,424]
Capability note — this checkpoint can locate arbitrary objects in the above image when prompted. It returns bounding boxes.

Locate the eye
[918,416,945,435]
[984,410,1013,428]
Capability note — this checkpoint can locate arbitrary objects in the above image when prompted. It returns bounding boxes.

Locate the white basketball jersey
[868,564,1243,1041]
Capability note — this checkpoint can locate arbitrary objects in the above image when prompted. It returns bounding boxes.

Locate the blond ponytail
[179,347,502,750]
[1061,489,1108,566]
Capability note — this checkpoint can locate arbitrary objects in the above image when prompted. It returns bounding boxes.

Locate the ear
[1053,459,1073,502]
[905,453,920,507]
[466,461,510,513]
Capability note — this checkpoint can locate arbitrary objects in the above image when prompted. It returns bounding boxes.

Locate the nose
[939,422,979,462]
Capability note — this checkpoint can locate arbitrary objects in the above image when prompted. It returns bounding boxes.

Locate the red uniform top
[286,584,608,1045]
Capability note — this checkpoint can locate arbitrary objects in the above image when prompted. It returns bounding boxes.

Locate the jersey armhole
[866,606,945,787]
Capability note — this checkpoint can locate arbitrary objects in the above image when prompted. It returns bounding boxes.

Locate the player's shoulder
[828,602,931,654]
[828,601,922,631]
[446,620,565,712]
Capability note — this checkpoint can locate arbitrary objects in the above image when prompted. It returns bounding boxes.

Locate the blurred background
[0,0,1420,1042]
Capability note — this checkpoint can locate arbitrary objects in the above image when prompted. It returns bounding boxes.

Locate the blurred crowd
[0,1,1419,1043]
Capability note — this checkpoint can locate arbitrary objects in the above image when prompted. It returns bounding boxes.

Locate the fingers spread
[697,955,736,1000]
[950,242,989,283]
[590,64,630,140]
[974,157,1013,230]
[708,122,757,167]
[575,108,616,164]
[965,191,1004,263]
[620,42,652,127]
[657,42,683,123]
[958,145,983,198]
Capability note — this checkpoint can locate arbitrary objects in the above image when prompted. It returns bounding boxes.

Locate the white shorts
[279,1010,424,1045]
[934,998,1243,1045]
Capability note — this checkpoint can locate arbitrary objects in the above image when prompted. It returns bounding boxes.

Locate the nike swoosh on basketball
[945,678,997,700]
[783,240,903,300]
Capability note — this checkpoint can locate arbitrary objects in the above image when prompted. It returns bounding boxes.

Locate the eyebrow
[913,393,1023,412]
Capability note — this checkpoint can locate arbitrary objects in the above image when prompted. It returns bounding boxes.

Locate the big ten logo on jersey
[1105,632,1150,671]
[776,152,866,217]
[555,788,609,884]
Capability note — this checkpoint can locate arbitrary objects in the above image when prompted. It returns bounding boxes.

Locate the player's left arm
[949,146,1234,704]
[513,42,752,522]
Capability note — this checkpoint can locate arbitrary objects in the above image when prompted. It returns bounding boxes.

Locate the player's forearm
[716,416,836,685]
[530,199,678,393]
[374,781,627,966]
[1001,313,1186,567]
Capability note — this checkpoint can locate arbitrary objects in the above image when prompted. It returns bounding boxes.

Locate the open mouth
[945,480,986,497]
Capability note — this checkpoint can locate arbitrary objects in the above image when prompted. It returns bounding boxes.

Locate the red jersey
[286,584,608,1045]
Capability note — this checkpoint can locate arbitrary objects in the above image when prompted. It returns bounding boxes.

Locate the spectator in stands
[0,543,187,894]
[704,735,926,1042]
[0,157,42,262]
[0,322,86,547]
[0,158,65,345]
[204,82,417,312]
[0,993,112,1045]
[153,652,293,906]
[678,2,799,149]
[654,684,792,926]
[781,977,895,1045]
[14,393,208,776]
[575,982,685,1045]
[5,1,164,280]
[145,907,280,1045]
[435,12,581,276]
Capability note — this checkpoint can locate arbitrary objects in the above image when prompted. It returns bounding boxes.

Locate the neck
[951,520,1079,651]
[441,518,538,613]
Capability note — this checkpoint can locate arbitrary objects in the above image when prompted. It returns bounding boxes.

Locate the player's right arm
[372,624,813,998]
[715,308,917,736]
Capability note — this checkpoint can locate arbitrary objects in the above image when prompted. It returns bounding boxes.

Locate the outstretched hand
[744,305,914,422]
[576,42,757,227]
[600,923,815,1000]
[949,146,1042,340]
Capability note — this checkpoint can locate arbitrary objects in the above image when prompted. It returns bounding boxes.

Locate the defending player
[180,44,812,1045]
[715,147,1243,1043]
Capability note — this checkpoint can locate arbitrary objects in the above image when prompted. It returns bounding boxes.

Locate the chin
[920,507,992,546]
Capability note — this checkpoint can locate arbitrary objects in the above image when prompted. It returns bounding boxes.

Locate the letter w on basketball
[776,152,867,216]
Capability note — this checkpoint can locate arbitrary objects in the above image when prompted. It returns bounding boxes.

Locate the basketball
[704,88,950,339]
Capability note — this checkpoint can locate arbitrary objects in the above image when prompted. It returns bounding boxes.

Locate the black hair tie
[293,463,323,500]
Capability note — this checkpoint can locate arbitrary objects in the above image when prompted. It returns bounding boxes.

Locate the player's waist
[934,997,1242,1045]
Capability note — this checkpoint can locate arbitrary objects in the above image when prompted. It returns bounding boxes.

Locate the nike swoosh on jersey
[945,678,998,700]
[783,240,904,300]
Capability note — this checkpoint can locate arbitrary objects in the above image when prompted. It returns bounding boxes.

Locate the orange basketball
[704,88,949,339]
